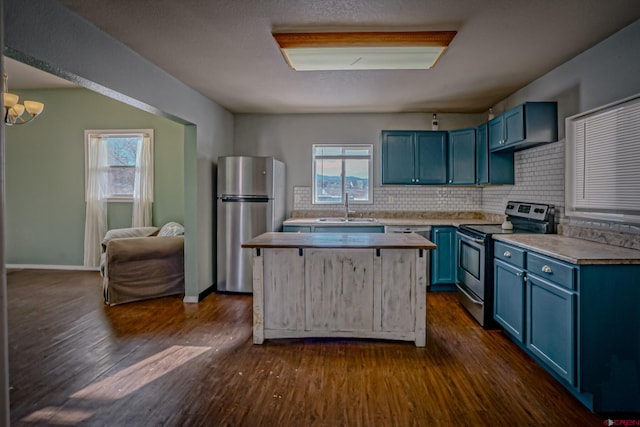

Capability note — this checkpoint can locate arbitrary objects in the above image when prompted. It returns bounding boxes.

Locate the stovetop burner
[458,224,516,237]
[460,201,556,238]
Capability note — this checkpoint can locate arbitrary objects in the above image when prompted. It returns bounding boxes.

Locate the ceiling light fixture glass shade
[273,31,456,71]
[3,72,45,126]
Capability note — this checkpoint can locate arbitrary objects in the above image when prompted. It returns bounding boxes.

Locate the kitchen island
[242,232,436,346]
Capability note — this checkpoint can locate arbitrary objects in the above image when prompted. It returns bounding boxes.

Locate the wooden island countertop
[242,231,436,250]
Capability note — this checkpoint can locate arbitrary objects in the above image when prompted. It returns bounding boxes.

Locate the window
[312,144,373,204]
[85,129,154,201]
[566,93,640,224]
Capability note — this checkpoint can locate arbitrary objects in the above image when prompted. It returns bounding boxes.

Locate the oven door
[456,231,485,300]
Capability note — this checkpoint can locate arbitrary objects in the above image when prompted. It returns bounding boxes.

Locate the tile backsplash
[294,186,482,212]
[482,140,565,219]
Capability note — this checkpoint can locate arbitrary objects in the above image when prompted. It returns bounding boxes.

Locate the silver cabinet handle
[503,251,511,258]
[542,265,553,274]
[516,272,522,277]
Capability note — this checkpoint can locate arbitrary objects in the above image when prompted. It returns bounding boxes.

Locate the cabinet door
[504,105,525,145]
[476,123,489,185]
[415,131,447,184]
[305,249,374,331]
[488,115,504,150]
[448,128,476,184]
[494,259,525,342]
[381,131,416,184]
[430,226,456,284]
[263,248,305,331]
[378,249,416,332]
[526,274,575,385]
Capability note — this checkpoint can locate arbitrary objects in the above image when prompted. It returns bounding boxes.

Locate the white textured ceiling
[15,1,640,113]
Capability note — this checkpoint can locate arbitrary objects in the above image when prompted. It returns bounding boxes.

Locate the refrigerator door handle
[220,195,270,202]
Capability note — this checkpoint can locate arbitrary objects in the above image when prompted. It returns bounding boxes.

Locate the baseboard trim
[7,264,100,272]
[198,283,216,301]
[183,283,217,304]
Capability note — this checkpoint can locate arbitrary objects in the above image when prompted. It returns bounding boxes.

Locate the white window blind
[566,94,640,223]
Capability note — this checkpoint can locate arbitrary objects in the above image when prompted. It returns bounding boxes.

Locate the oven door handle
[455,283,483,305]
[456,231,484,245]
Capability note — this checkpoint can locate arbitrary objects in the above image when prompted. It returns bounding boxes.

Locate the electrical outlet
[388,196,395,204]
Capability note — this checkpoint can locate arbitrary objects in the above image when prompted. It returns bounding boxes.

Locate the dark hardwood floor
[7,269,610,426]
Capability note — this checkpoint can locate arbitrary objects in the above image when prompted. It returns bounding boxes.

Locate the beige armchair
[102,223,185,305]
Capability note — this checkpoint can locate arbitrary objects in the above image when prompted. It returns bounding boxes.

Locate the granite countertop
[283,217,499,227]
[493,234,640,265]
[242,232,437,249]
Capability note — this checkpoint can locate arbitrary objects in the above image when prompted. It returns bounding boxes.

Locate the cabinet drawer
[314,225,385,233]
[283,225,311,232]
[494,242,525,268]
[526,252,575,290]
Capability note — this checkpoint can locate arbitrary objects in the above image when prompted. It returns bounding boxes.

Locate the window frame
[311,144,374,205]
[84,129,154,203]
[565,92,640,224]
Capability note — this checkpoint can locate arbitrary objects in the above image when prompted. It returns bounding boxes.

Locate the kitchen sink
[316,217,378,223]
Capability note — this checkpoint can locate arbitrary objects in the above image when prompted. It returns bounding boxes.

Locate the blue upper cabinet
[382,100,554,186]
[416,131,447,184]
[476,123,489,184]
[447,128,476,185]
[381,130,447,185]
[381,131,415,184]
[477,123,514,185]
[489,102,558,152]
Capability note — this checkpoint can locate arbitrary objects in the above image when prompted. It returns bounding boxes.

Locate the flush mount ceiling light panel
[273,31,456,71]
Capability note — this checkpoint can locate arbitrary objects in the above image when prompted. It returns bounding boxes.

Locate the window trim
[312,144,373,205]
[84,129,154,202]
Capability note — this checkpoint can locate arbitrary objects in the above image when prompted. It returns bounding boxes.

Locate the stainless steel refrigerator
[216,156,285,293]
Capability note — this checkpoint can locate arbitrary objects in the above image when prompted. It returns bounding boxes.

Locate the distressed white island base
[242,232,436,347]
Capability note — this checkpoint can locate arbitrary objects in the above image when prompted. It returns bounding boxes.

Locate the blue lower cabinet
[283,225,311,232]
[430,226,456,287]
[494,241,640,413]
[526,274,575,385]
[493,259,525,342]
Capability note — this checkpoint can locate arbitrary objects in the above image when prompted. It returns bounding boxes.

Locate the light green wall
[5,87,184,266]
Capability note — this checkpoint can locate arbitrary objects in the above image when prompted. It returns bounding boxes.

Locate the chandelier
[3,72,45,126]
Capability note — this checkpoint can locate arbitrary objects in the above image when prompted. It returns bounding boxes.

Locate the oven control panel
[505,201,553,222]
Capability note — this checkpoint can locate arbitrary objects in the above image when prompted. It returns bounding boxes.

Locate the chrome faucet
[344,192,355,220]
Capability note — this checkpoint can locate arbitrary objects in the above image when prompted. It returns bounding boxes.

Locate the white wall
[235,112,485,215]
[483,19,640,227]
[3,0,235,298]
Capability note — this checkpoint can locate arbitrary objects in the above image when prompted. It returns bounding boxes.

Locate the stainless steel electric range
[455,201,555,328]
